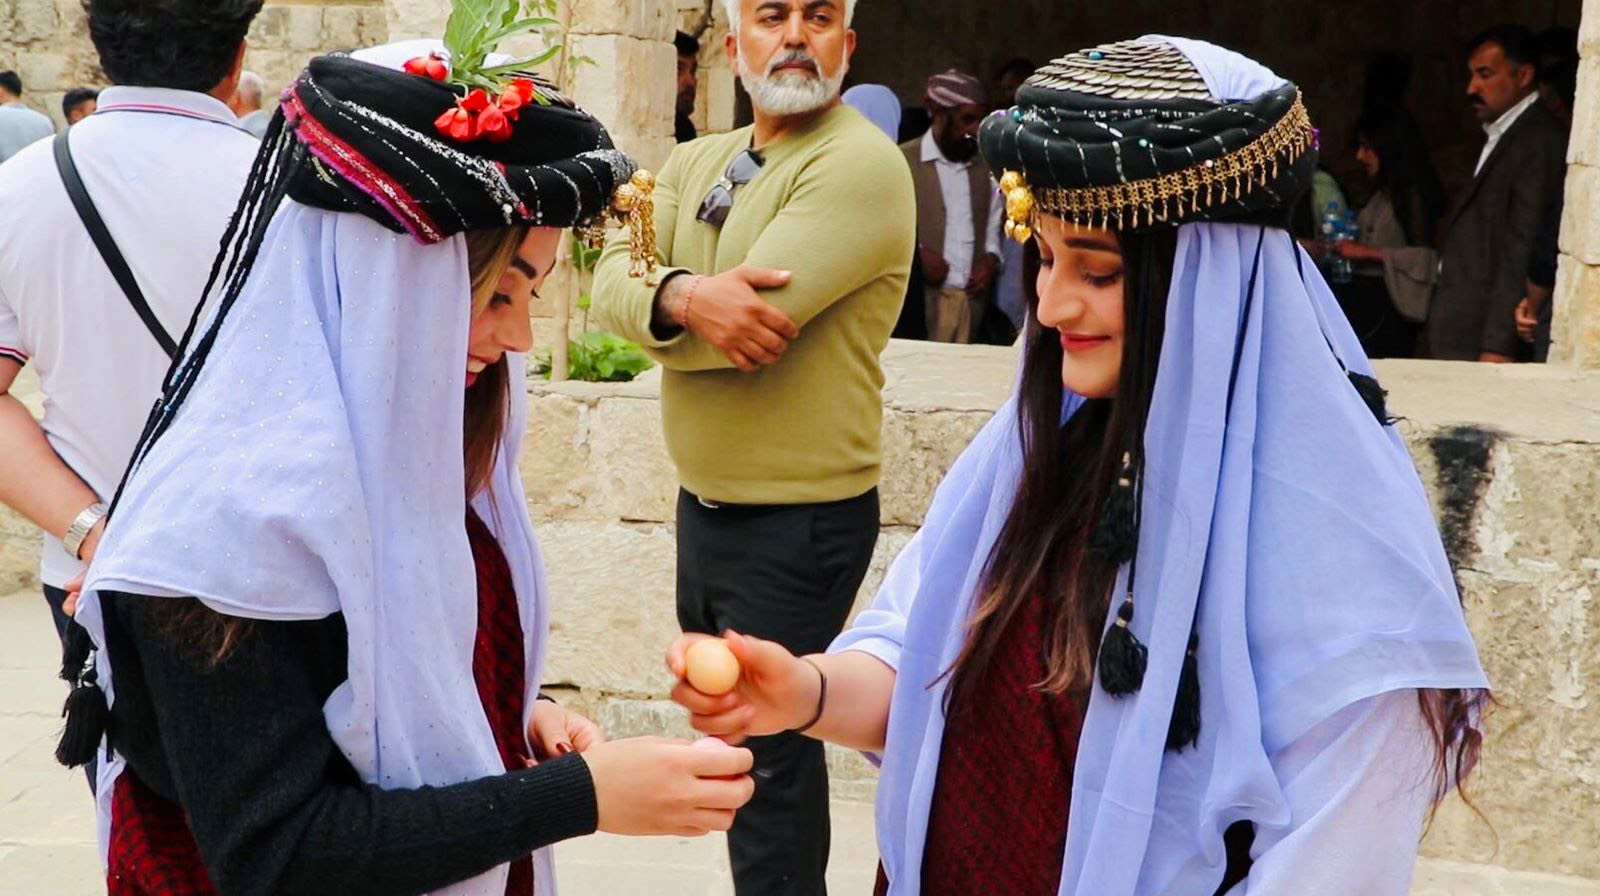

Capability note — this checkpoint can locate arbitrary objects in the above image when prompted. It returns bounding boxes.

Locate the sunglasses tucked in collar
[696,148,765,227]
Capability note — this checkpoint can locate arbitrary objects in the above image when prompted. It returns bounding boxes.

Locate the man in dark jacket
[1430,24,1568,362]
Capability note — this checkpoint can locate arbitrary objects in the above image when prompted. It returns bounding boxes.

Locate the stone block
[566,34,675,143]
[878,407,990,527]
[1552,254,1600,370]
[1562,166,1600,268]
[384,0,451,41]
[250,5,291,47]
[321,7,364,48]
[16,51,66,93]
[569,0,674,41]
[538,520,682,694]
[589,395,678,521]
[355,6,392,46]
[285,5,326,51]
[11,0,57,43]
[1568,60,1600,167]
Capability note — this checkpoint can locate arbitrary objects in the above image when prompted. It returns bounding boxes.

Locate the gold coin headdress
[978,38,1319,241]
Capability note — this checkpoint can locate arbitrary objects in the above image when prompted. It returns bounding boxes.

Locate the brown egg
[685,638,741,695]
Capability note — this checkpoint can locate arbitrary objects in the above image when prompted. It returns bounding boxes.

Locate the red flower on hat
[499,79,537,119]
[477,104,514,143]
[435,104,477,141]
[403,53,449,82]
[461,88,492,113]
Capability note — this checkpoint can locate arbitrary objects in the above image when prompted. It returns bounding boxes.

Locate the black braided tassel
[1166,631,1202,752]
[59,618,92,683]
[1097,597,1148,695]
[1347,372,1395,426]
[1089,452,1137,564]
[56,650,108,768]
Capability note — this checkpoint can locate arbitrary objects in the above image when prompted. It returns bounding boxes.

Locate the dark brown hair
[944,223,1484,810]
[462,226,528,499]
[944,227,1174,717]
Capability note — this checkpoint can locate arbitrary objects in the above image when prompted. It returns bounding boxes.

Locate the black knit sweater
[99,592,598,896]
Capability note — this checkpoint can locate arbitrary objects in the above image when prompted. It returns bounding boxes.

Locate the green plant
[534,331,654,382]
[441,0,562,92]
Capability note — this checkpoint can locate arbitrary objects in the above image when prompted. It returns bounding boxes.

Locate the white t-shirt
[0,86,259,587]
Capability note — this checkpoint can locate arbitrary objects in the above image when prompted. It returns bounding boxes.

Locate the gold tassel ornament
[611,169,659,284]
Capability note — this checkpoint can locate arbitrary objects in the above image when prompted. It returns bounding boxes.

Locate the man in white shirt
[0,0,262,642]
[229,69,271,138]
[0,71,56,164]
[901,71,1003,344]
[1430,24,1568,362]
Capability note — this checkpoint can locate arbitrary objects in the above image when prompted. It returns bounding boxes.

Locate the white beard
[738,45,848,118]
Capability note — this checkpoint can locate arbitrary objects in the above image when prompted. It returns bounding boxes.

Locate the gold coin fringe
[1002,95,1315,240]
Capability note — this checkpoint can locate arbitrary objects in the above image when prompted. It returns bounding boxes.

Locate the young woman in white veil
[669,37,1489,896]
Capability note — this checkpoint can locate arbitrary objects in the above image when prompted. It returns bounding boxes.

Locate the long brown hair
[462,226,528,499]
[944,223,1484,810]
[945,228,1175,716]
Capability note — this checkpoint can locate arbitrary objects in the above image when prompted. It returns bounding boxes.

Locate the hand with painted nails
[526,699,605,763]
[666,631,819,744]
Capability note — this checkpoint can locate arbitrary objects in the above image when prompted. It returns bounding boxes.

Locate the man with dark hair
[992,56,1034,108]
[676,30,701,143]
[0,0,262,657]
[902,70,1002,343]
[62,87,101,124]
[0,70,55,163]
[1429,24,1567,362]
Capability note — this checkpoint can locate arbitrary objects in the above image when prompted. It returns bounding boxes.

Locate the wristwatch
[63,501,108,561]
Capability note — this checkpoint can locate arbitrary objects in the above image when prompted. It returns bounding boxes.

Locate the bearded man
[902,70,1003,343]
[592,1,913,892]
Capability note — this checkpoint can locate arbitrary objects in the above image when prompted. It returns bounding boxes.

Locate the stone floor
[2,589,1596,896]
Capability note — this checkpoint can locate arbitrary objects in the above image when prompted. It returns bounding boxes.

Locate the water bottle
[1321,203,1352,284]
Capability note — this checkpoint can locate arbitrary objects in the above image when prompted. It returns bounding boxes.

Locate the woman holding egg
[670,37,1488,896]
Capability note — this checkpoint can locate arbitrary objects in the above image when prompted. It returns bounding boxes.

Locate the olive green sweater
[593,104,914,505]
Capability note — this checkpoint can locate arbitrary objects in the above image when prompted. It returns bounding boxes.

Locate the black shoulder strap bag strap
[52,129,177,359]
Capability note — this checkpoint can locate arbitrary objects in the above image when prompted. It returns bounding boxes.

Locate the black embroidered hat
[978,36,1318,238]
[282,52,642,247]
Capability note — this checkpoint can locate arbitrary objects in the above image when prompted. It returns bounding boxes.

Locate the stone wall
[0,0,389,129]
[520,342,1600,884]
[1554,0,1600,369]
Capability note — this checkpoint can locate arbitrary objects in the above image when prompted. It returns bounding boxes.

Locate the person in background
[62,87,100,125]
[991,57,1036,337]
[1329,112,1447,358]
[1429,24,1567,362]
[0,0,261,656]
[676,30,701,143]
[591,1,914,891]
[228,69,270,137]
[1513,26,1579,361]
[901,70,1002,343]
[843,83,900,141]
[0,71,55,163]
[992,56,1034,108]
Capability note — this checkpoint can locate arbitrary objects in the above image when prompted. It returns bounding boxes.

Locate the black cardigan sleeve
[111,594,598,896]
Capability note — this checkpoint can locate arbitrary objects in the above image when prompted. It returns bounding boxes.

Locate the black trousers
[677,487,880,896]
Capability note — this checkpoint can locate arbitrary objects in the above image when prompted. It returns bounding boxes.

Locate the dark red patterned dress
[107,510,535,895]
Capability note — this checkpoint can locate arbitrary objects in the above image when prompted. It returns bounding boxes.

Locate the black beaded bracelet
[791,657,827,734]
